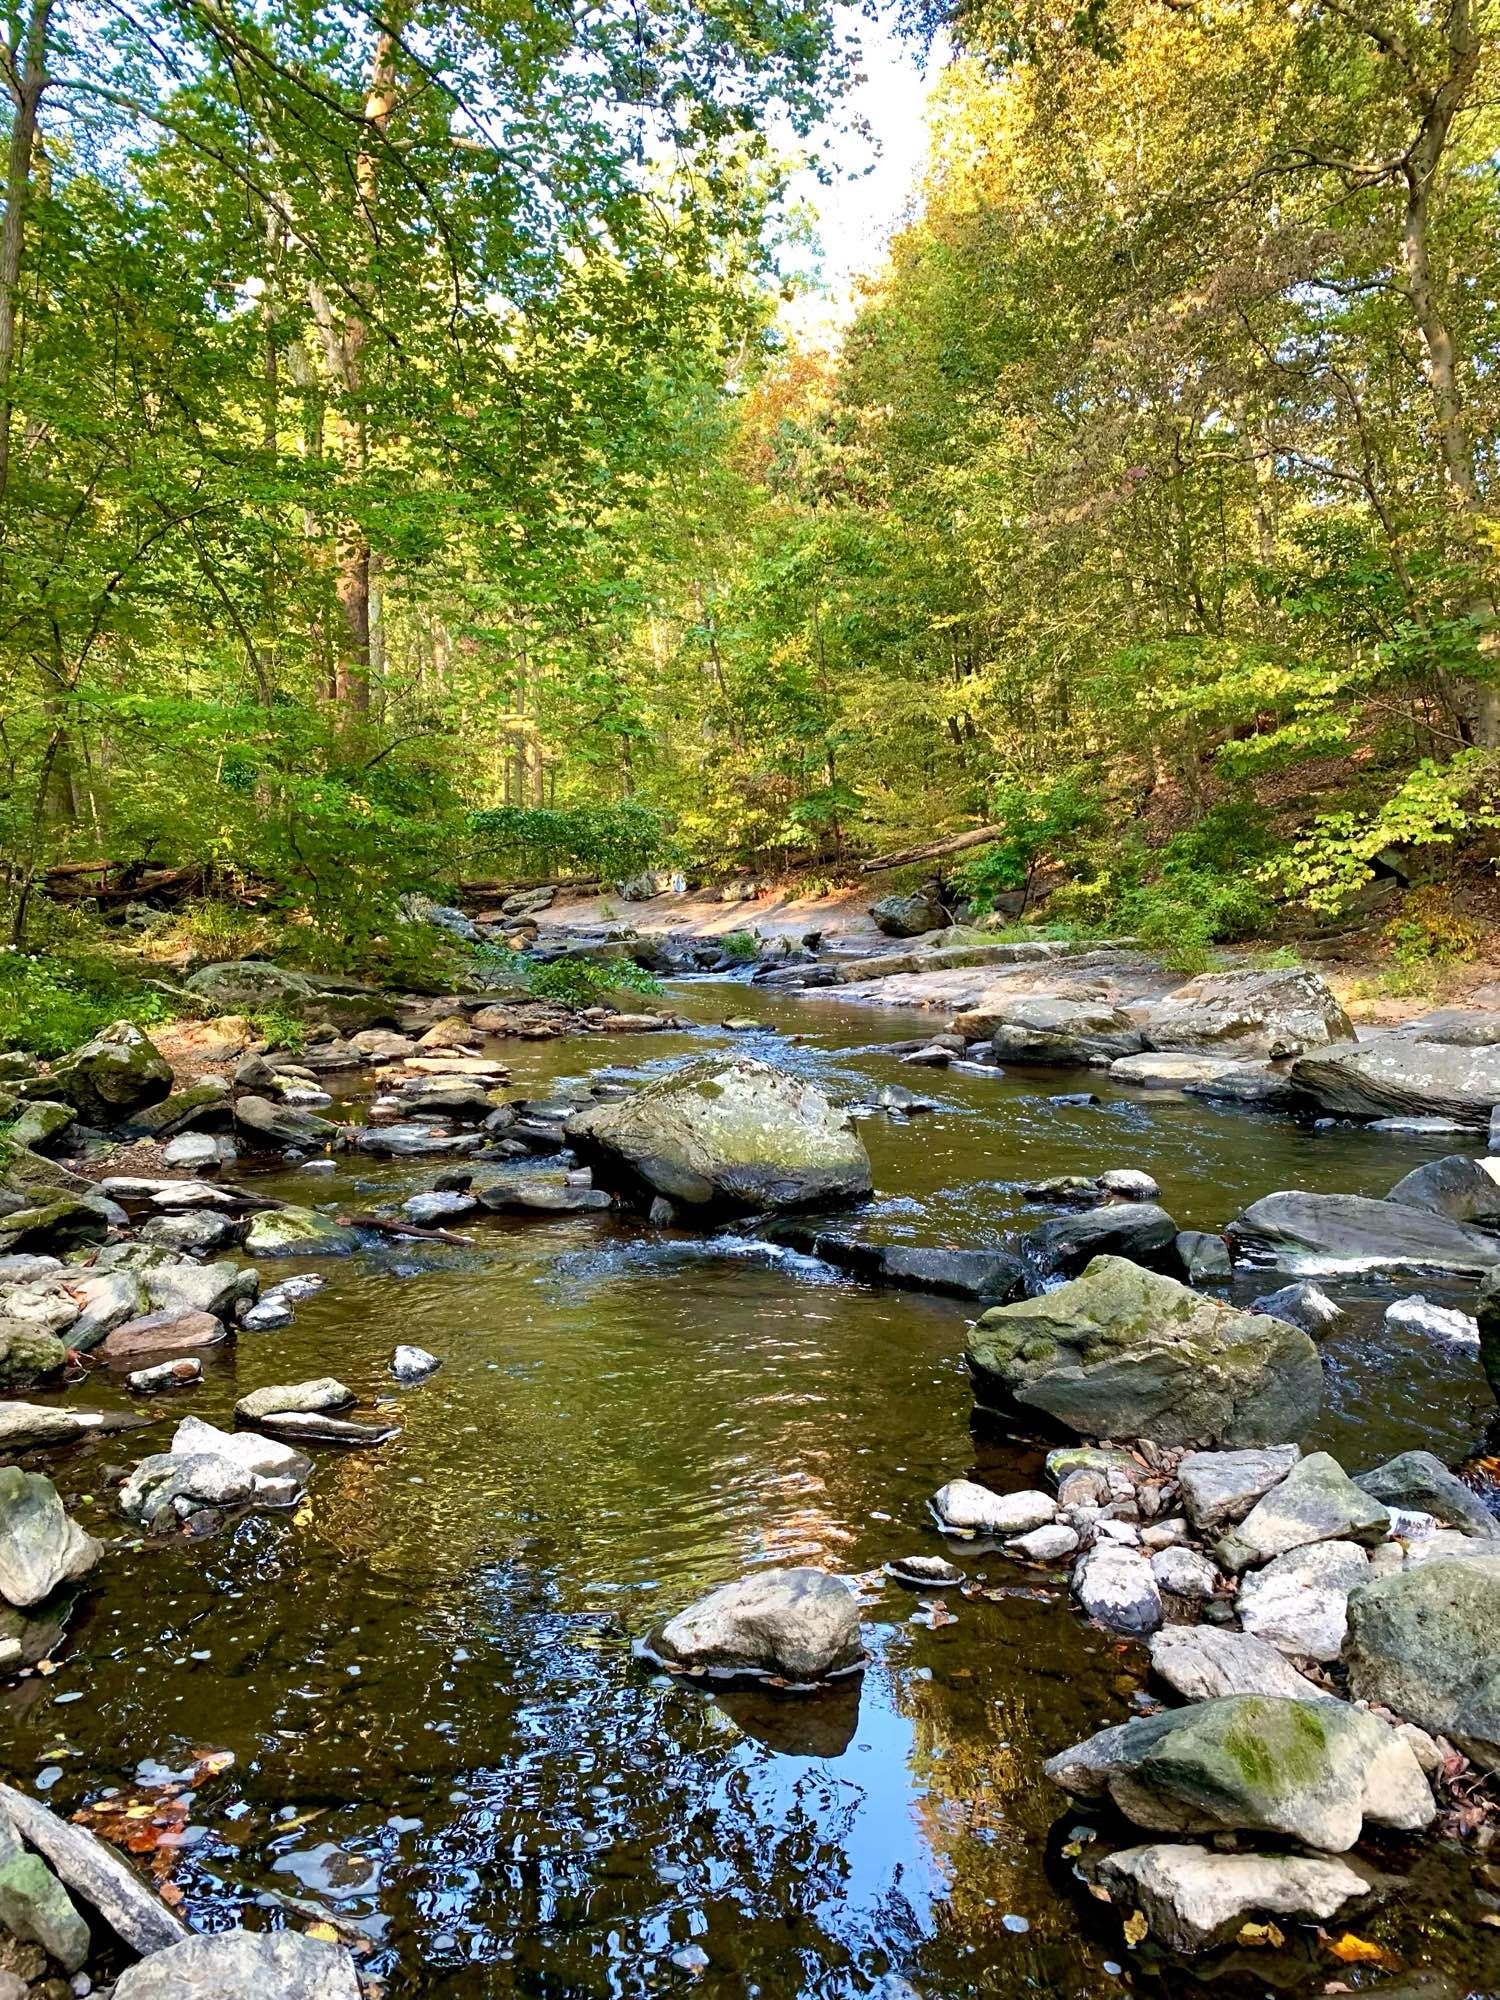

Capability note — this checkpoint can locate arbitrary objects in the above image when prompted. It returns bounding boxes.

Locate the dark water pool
[9,984,1500,1997]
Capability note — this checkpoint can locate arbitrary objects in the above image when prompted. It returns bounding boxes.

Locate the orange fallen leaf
[1327,1933,1399,1970]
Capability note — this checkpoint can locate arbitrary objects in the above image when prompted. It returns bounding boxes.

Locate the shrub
[1382,886,1482,991]
[468,803,667,881]
[526,956,665,1007]
[0,948,176,1058]
[716,930,760,962]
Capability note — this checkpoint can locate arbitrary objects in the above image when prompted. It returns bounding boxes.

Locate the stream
[11,980,1500,1997]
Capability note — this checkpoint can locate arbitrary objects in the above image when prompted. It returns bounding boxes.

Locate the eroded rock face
[651,1568,864,1682]
[111,1930,362,2000]
[0,1816,89,1971]
[1292,1033,1500,1123]
[0,1470,100,1609]
[566,1060,873,1216]
[966,1257,1322,1447]
[36,1020,172,1126]
[1228,1190,1500,1275]
[1143,969,1353,1059]
[1346,1558,1500,1769]
[1045,1694,1433,1850]
[1097,1842,1375,1954]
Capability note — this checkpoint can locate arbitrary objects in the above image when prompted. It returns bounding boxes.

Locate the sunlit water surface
[10,983,1500,1997]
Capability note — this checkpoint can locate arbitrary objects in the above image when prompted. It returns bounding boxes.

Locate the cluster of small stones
[921,1438,1496,1958]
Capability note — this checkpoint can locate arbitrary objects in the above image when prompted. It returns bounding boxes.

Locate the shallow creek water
[12,981,1500,1997]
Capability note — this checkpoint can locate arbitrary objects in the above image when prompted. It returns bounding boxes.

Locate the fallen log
[337,1212,474,1246]
[857,826,1005,875]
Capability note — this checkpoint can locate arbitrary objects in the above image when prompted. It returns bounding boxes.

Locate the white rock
[240,1300,293,1332]
[932,1480,1056,1538]
[1098,1842,1375,1953]
[1073,1544,1162,1635]
[1095,1518,1142,1546]
[1148,1625,1322,1701]
[1150,1546,1218,1599]
[391,1345,441,1383]
[1384,1294,1479,1343]
[1098,1168,1160,1201]
[1237,1539,1370,1660]
[402,1191,478,1226]
[1007,1522,1080,1562]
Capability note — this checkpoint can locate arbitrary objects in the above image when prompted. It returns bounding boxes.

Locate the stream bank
[1,970,1499,1996]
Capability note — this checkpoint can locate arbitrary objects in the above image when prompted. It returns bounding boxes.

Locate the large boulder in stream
[650,1567,864,1682]
[1345,1558,1500,1769]
[987,997,1143,1066]
[565,1059,872,1216]
[1291,1031,1500,1123]
[1142,969,1353,1059]
[871,886,946,937]
[1387,1154,1500,1225]
[966,1256,1322,1447]
[1228,1189,1500,1275]
[29,1020,172,1127]
[1045,1693,1434,1850]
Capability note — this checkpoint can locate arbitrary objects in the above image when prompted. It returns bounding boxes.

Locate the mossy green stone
[967,1255,1322,1447]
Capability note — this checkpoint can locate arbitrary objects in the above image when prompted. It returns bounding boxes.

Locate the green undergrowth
[0,944,179,1058]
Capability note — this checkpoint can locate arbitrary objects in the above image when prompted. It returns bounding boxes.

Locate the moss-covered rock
[566,1058,873,1216]
[1346,1558,1500,1770]
[0,1196,110,1258]
[1045,1693,1433,1851]
[966,1255,1322,1447]
[0,1321,68,1385]
[4,1100,73,1151]
[185,961,394,1032]
[31,1019,172,1127]
[243,1205,358,1255]
[124,1079,231,1139]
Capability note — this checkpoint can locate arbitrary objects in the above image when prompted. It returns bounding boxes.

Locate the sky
[779,10,949,338]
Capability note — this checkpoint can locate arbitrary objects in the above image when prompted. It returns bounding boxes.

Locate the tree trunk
[0,0,55,511]
[1394,0,1498,742]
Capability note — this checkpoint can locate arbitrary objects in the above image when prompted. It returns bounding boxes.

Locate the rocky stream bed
[1,944,1499,1998]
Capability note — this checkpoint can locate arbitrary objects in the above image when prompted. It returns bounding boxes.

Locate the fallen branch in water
[337,1212,474,1246]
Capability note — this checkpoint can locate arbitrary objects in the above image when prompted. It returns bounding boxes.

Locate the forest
[3,0,1500,1016]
